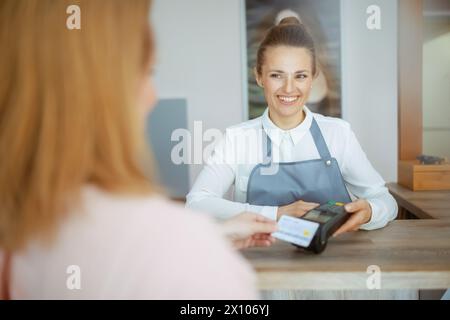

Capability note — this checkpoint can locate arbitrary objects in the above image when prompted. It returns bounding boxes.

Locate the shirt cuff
[359,199,385,230]
[248,205,278,221]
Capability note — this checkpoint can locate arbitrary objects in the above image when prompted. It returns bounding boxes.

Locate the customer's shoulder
[80,185,215,232]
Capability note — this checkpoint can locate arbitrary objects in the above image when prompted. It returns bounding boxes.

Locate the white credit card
[272,215,320,248]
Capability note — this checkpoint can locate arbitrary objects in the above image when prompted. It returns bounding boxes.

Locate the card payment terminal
[273,201,351,254]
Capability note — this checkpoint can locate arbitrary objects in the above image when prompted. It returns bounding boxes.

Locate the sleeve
[125,210,259,300]
[167,216,259,300]
[340,123,398,230]
[186,132,278,221]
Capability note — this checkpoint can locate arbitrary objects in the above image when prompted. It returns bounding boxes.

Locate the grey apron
[246,118,351,206]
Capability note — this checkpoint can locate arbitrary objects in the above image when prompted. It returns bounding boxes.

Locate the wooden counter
[242,220,450,290]
[387,182,450,220]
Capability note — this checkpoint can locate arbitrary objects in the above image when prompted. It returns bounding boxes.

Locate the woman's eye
[270,74,282,79]
[296,74,308,79]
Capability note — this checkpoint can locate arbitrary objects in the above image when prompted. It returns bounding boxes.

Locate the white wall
[152,0,398,186]
[423,20,450,158]
[341,0,398,182]
[151,0,244,184]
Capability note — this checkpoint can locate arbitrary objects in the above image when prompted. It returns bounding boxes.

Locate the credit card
[272,215,320,248]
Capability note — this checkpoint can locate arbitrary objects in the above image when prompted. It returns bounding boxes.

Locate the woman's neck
[268,108,305,130]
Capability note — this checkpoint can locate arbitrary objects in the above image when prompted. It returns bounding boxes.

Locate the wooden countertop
[387,182,450,220]
[242,220,450,290]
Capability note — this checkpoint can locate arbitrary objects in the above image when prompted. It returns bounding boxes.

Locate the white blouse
[186,106,398,230]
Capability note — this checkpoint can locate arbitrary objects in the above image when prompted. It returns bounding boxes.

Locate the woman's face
[256,46,314,124]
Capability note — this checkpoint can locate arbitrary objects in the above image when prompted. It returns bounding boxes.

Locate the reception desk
[242,220,450,294]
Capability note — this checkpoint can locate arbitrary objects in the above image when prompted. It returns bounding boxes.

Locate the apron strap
[310,118,332,160]
[261,127,272,164]
[1,251,11,300]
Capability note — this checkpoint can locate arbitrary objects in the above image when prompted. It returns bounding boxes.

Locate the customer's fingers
[250,221,278,234]
[248,239,273,248]
[252,233,276,241]
[253,214,275,223]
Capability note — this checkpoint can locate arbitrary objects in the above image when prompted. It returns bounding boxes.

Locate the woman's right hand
[220,212,278,249]
[276,200,320,220]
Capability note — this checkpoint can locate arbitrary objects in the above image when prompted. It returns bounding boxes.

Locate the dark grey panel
[146,99,190,199]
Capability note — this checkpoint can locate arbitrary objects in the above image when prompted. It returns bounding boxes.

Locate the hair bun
[275,9,302,26]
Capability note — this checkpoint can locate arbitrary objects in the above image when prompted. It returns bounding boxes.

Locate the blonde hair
[0,0,154,250]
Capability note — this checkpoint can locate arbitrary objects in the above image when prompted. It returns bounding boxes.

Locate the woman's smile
[277,95,301,106]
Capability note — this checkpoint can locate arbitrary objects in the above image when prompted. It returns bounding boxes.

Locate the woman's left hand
[333,199,372,237]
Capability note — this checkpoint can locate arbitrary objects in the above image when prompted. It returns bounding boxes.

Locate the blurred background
[147,0,449,199]
[246,0,342,119]
[423,0,450,158]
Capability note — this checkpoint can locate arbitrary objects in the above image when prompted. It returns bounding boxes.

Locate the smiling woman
[246,1,342,119]
[254,17,317,130]
[187,11,397,238]
[255,45,314,130]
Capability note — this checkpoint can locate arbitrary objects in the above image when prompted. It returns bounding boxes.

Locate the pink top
[0,186,257,299]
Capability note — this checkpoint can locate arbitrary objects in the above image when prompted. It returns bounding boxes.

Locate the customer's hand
[276,200,320,220]
[333,199,372,237]
[221,212,278,249]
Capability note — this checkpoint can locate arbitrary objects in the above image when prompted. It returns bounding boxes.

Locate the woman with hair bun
[187,11,397,236]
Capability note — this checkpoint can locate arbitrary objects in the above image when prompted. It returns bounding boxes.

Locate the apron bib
[247,118,351,206]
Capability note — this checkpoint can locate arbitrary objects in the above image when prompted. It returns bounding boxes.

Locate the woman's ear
[254,67,263,88]
[313,64,320,80]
